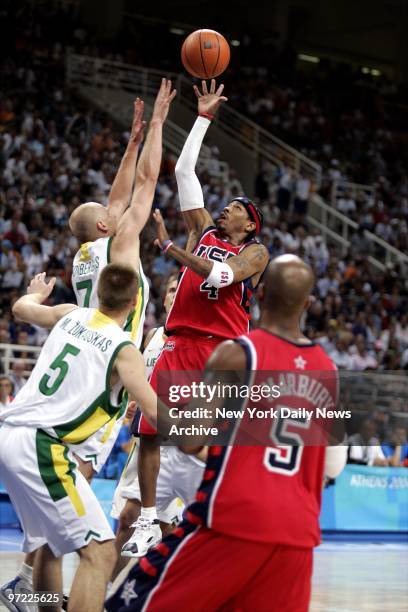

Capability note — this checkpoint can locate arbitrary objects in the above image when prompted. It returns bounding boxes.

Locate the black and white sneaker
[121,517,161,558]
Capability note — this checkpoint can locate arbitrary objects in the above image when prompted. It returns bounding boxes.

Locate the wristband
[161,240,173,254]
[199,112,214,121]
[206,261,234,288]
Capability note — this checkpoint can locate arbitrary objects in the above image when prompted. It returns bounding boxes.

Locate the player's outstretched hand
[194,79,228,117]
[152,78,177,124]
[27,272,56,302]
[153,209,170,248]
[130,98,146,146]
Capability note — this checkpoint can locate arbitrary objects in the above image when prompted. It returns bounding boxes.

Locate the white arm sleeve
[324,446,347,479]
[175,116,210,211]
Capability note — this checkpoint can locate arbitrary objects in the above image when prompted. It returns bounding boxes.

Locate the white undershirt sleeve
[175,116,211,212]
[324,445,347,479]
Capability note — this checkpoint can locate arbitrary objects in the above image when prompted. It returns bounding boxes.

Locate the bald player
[69,79,176,479]
[0,83,176,611]
[107,255,347,612]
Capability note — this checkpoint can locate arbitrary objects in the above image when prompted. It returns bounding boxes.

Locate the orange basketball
[181,29,230,79]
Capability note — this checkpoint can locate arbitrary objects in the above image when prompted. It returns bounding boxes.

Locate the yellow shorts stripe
[50,443,86,517]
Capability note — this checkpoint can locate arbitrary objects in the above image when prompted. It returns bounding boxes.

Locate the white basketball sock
[140,506,157,521]
[18,562,33,585]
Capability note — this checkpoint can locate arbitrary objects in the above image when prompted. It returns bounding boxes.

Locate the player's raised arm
[111,79,176,269]
[106,98,146,228]
[114,343,158,429]
[12,273,78,328]
[153,209,269,284]
[175,79,227,234]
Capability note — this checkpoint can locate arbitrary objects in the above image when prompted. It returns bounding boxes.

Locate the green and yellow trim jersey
[2,308,132,445]
[72,237,149,349]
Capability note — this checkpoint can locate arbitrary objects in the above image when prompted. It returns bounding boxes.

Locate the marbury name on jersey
[266,373,336,412]
[73,256,100,277]
[60,317,112,352]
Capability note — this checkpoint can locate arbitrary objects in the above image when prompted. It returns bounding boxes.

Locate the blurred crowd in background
[0,0,407,474]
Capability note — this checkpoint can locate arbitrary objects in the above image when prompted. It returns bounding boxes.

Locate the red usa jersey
[166,227,258,338]
[187,328,338,548]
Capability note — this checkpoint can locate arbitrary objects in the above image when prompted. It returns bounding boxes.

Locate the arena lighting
[298,53,320,63]
[231,39,241,47]
[170,27,185,35]
[362,67,382,76]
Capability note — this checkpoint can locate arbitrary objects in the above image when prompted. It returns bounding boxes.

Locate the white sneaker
[121,516,161,558]
[0,576,36,612]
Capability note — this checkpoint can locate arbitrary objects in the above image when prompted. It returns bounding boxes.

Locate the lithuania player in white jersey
[0,265,160,612]
[69,78,176,479]
[0,93,152,612]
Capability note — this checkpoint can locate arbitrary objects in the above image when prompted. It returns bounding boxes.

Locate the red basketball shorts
[138,334,223,436]
[124,526,313,611]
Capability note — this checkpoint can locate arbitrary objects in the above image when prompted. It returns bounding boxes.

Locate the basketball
[181,29,230,79]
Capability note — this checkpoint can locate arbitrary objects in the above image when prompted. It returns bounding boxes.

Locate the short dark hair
[97,264,139,311]
[165,272,179,292]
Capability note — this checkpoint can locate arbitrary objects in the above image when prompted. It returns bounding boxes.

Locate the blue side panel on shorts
[106,520,199,611]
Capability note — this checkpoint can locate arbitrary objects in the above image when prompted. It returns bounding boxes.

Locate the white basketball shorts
[72,415,124,474]
[0,424,114,557]
[111,444,205,524]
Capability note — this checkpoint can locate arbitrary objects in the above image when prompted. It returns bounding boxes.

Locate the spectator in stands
[317,264,340,299]
[382,426,408,467]
[337,191,357,217]
[348,419,388,466]
[328,333,353,370]
[395,314,408,352]
[316,321,337,355]
[276,161,293,213]
[0,375,13,424]
[23,238,47,278]
[350,335,378,371]
[293,171,311,220]
[9,360,27,395]
[350,226,373,257]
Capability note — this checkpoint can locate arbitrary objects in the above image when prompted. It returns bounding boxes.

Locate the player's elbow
[135,166,157,185]
[324,445,347,479]
[175,158,193,179]
[12,300,26,322]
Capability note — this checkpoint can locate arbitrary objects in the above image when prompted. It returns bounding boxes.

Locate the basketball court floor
[1,530,407,611]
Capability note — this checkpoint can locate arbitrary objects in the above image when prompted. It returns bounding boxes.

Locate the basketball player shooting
[107,255,348,612]
[123,79,269,557]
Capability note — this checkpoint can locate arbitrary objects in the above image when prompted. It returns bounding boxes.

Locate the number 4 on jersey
[200,280,219,300]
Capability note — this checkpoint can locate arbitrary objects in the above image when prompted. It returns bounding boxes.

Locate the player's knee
[79,539,117,572]
[75,455,95,482]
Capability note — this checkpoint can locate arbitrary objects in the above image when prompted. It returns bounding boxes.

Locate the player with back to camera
[122,79,270,557]
[0,78,176,612]
[0,265,160,612]
[110,274,183,580]
[108,255,348,612]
